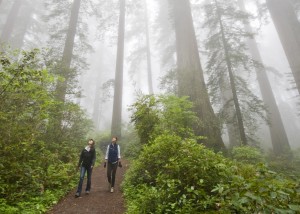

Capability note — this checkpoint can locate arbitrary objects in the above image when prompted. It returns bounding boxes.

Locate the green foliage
[203,0,267,143]
[213,163,300,213]
[0,49,93,213]
[90,131,111,154]
[129,94,199,145]
[231,146,265,164]
[123,137,142,160]
[266,149,300,179]
[123,134,300,213]
[123,134,231,213]
[118,125,141,159]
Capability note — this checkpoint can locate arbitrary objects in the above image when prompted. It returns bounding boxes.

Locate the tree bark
[111,0,126,137]
[12,4,33,49]
[266,0,300,95]
[0,0,22,44]
[93,84,102,130]
[215,0,247,145]
[144,0,154,94]
[219,79,240,147]
[238,0,291,154]
[56,0,81,102]
[172,0,225,150]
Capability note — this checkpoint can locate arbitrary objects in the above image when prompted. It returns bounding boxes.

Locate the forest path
[47,160,129,214]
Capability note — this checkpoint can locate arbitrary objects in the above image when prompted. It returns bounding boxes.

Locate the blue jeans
[76,166,92,195]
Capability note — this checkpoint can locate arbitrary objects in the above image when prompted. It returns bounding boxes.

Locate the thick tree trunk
[172,0,225,150]
[145,0,154,94]
[56,0,81,102]
[0,0,22,44]
[266,0,300,95]
[111,0,125,137]
[238,0,291,154]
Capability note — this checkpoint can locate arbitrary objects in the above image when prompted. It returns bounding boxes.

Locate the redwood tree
[111,0,126,137]
[170,0,225,150]
[0,0,22,44]
[55,0,82,102]
[203,0,267,146]
[266,0,300,95]
[238,0,290,154]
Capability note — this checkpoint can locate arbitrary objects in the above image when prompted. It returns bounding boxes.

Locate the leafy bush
[213,163,300,213]
[123,139,142,160]
[0,49,93,213]
[123,134,232,213]
[129,94,199,145]
[266,149,300,179]
[123,134,300,213]
[231,146,265,164]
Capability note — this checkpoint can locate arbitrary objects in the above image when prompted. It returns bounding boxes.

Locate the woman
[75,139,96,198]
[104,136,122,193]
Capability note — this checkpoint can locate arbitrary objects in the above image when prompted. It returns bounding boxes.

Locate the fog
[1,0,299,150]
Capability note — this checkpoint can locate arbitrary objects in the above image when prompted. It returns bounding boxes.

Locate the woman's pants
[107,162,118,187]
[76,166,92,194]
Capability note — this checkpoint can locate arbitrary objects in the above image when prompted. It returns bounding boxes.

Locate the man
[104,136,122,193]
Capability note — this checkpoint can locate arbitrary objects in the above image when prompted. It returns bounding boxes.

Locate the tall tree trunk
[144,0,154,94]
[0,0,22,44]
[56,0,81,102]
[172,0,225,150]
[219,79,240,147]
[266,0,300,95]
[215,0,247,145]
[92,84,102,130]
[238,0,291,154]
[111,0,126,137]
[12,4,33,49]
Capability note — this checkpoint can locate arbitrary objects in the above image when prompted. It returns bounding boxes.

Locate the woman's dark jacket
[78,147,96,168]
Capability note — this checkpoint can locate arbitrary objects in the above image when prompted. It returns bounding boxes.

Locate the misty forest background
[1,0,300,213]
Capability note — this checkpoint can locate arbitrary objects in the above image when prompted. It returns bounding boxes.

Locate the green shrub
[231,146,265,164]
[123,134,232,213]
[129,94,198,145]
[123,139,142,160]
[266,150,300,179]
[123,134,300,213]
[0,49,93,213]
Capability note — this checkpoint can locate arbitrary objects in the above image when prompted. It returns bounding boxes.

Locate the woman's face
[112,137,117,143]
[88,140,94,147]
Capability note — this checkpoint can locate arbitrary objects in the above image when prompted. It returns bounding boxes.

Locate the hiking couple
[75,137,122,198]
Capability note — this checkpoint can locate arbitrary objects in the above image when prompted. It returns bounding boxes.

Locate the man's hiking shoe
[75,192,80,198]
[110,187,114,193]
[85,191,90,195]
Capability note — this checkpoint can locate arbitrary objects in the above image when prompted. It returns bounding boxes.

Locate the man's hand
[104,162,106,168]
[118,161,122,168]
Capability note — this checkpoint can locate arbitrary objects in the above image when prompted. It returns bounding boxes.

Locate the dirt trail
[47,160,128,214]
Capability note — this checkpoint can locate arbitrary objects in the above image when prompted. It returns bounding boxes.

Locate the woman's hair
[112,136,118,141]
[88,139,95,147]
